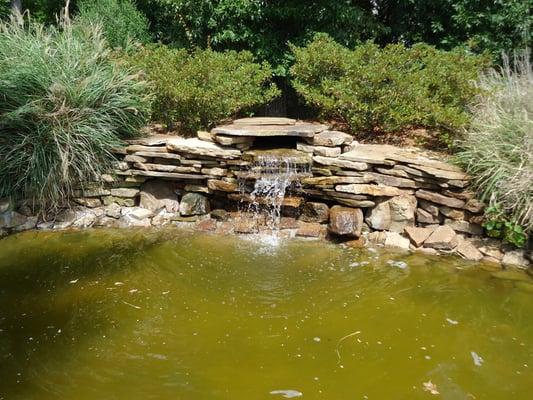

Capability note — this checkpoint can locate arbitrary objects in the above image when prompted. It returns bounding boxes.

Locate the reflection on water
[0,228,532,399]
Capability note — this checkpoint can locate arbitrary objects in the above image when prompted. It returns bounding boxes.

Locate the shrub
[124,45,280,133]
[456,52,532,245]
[0,17,151,210]
[77,0,151,49]
[290,34,488,143]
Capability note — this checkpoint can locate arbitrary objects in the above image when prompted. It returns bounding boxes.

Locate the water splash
[237,154,311,236]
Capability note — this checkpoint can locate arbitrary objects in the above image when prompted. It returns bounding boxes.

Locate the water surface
[0,228,532,399]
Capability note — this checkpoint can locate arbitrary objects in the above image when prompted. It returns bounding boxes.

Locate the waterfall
[237,153,311,234]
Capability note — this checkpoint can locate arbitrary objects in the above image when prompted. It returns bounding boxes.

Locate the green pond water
[0,228,532,399]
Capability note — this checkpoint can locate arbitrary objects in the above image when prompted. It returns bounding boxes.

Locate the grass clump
[124,45,280,134]
[0,16,151,211]
[456,52,532,246]
[290,34,488,145]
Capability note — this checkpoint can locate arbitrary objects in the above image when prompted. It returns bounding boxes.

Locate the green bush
[125,45,280,133]
[0,17,151,210]
[456,52,532,245]
[290,34,488,142]
[77,0,151,49]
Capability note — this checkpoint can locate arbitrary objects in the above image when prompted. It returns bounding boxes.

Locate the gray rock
[109,188,139,198]
[328,206,364,238]
[74,198,102,208]
[72,212,97,228]
[366,200,391,230]
[313,146,342,157]
[0,198,13,214]
[0,211,27,229]
[340,144,397,165]
[140,180,180,213]
[388,195,417,233]
[179,193,210,216]
[212,121,326,138]
[445,220,483,236]
[416,208,439,224]
[105,203,122,219]
[424,225,458,250]
[102,196,135,207]
[12,216,38,232]
[167,137,241,159]
[418,199,439,216]
[313,130,353,147]
[313,156,368,171]
[300,202,329,223]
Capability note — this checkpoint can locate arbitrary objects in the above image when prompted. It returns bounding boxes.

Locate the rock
[344,237,367,248]
[196,219,218,232]
[439,206,465,220]
[479,246,504,260]
[102,196,135,207]
[214,135,254,146]
[424,225,458,250]
[340,144,397,165]
[418,199,439,216]
[140,180,180,213]
[313,156,368,171]
[456,239,483,261]
[234,218,258,234]
[133,162,200,174]
[366,231,387,245]
[463,199,484,213]
[207,179,237,192]
[407,164,467,180]
[0,228,7,238]
[124,154,150,163]
[72,212,97,228]
[336,184,404,197]
[363,172,419,189]
[233,117,296,126]
[296,222,322,238]
[296,142,315,153]
[197,130,215,142]
[416,208,439,224]
[184,184,210,194]
[151,211,175,226]
[122,207,154,220]
[105,203,122,219]
[313,146,342,157]
[210,209,229,221]
[0,198,13,214]
[0,211,28,229]
[74,198,102,208]
[280,217,299,229]
[12,216,38,232]
[212,121,326,138]
[302,176,371,185]
[445,220,483,235]
[502,250,530,268]
[388,195,417,232]
[73,188,111,197]
[109,188,139,198]
[167,137,241,159]
[415,190,465,208]
[383,232,411,250]
[94,216,120,228]
[313,130,353,147]
[300,202,329,223]
[179,193,210,216]
[366,200,391,230]
[328,206,364,238]
[201,167,227,177]
[404,226,434,247]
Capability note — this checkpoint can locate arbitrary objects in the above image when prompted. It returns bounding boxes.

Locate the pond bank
[0,117,531,270]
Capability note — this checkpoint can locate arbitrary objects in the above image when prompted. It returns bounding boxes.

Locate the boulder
[388,195,417,232]
[0,211,28,229]
[300,202,329,223]
[313,130,353,147]
[313,146,341,157]
[456,239,483,261]
[328,206,364,237]
[404,226,434,247]
[140,180,180,213]
[119,207,153,227]
[502,250,530,268]
[12,216,38,232]
[105,203,122,219]
[179,193,210,216]
[366,200,391,230]
[424,225,458,250]
[72,212,97,228]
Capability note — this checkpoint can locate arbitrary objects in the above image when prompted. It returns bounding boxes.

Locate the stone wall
[0,118,530,268]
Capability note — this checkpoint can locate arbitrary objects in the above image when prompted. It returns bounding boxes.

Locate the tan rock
[404,226,434,247]
[439,206,465,220]
[140,180,180,213]
[214,135,255,146]
[415,190,465,208]
[109,188,139,198]
[167,137,241,159]
[336,184,404,197]
[445,220,483,235]
[313,156,368,171]
[296,222,322,238]
[383,232,411,250]
[207,179,237,192]
[456,239,484,261]
[74,198,102,208]
[300,202,329,223]
[313,146,342,157]
[313,130,353,147]
[340,144,396,165]
[328,206,364,237]
[197,130,215,142]
[212,121,326,137]
[233,117,296,126]
[424,225,458,250]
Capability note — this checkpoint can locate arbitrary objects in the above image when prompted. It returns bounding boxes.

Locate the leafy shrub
[0,17,151,210]
[456,52,532,245]
[77,0,151,49]
[125,45,280,133]
[290,34,488,142]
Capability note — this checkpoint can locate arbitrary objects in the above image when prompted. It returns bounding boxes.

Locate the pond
[0,228,532,399]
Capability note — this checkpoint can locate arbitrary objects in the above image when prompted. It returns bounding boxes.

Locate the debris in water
[313,337,321,342]
[270,389,303,398]
[122,300,141,309]
[69,279,78,284]
[423,381,439,395]
[387,260,408,269]
[446,318,459,325]
[114,282,124,286]
[471,351,484,366]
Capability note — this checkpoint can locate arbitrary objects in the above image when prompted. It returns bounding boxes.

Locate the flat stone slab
[212,121,327,137]
[233,117,296,126]
[340,144,397,165]
[126,135,171,146]
[167,137,241,159]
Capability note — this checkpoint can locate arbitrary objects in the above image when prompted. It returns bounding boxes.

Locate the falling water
[237,154,311,233]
